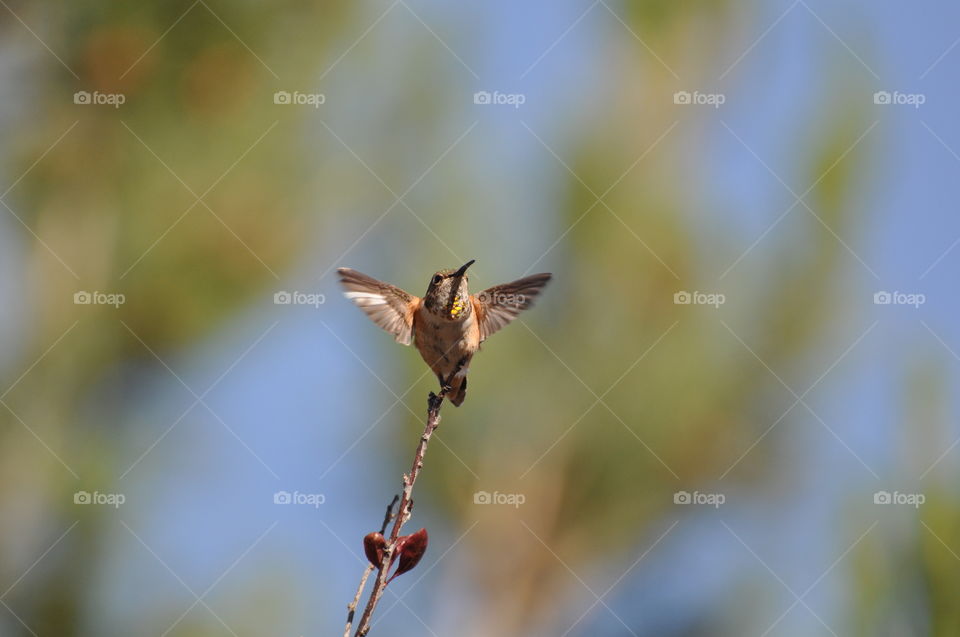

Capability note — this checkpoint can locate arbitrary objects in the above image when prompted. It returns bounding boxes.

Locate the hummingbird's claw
[441,364,463,395]
[428,391,442,411]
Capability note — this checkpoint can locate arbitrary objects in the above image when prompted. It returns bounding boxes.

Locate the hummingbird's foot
[439,358,466,395]
[428,391,442,411]
[435,372,453,396]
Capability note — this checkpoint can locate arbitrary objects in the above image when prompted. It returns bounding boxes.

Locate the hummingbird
[337,260,551,406]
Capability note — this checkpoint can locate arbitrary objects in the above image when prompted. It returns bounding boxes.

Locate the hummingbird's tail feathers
[336,267,420,345]
[448,376,467,406]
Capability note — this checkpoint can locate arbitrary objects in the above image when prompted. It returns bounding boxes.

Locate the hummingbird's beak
[451,259,475,278]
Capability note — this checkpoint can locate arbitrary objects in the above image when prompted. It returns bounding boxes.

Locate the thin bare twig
[344,495,399,637]
[344,568,374,637]
[352,389,448,636]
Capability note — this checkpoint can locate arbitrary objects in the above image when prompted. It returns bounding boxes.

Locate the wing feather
[472,273,552,342]
[337,268,418,345]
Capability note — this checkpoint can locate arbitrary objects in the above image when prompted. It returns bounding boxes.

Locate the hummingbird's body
[413,295,479,405]
[337,260,551,406]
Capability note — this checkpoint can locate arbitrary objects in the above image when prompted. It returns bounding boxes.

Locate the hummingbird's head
[423,259,474,320]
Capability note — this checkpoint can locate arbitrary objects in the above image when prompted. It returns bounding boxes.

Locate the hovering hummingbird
[337,260,551,406]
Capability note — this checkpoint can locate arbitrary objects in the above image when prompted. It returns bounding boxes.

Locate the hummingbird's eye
[431,274,442,285]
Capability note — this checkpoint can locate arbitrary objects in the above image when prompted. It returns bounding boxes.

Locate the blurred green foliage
[2,1,350,634]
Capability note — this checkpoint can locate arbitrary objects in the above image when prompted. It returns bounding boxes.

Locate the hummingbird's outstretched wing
[472,273,552,342]
[337,268,420,345]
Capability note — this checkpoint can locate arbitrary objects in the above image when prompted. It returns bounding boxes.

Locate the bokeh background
[1,1,959,635]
